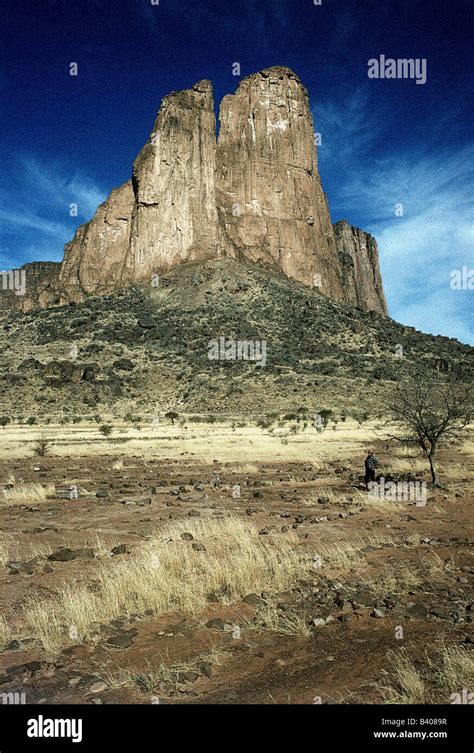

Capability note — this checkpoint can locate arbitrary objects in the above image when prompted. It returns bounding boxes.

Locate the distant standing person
[364,450,380,488]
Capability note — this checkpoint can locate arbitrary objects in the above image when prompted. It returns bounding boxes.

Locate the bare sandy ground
[0,422,472,704]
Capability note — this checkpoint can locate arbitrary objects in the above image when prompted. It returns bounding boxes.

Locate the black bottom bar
[0,704,472,751]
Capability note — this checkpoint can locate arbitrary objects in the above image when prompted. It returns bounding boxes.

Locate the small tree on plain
[385,374,472,487]
[33,433,51,457]
[319,409,333,428]
[0,416,10,430]
[99,424,113,437]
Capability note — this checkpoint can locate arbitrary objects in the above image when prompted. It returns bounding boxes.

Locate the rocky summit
[1,67,387,316]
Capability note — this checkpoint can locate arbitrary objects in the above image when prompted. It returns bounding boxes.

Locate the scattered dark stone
[111,544,130,555]
[6,561,21,574]
[105,634,134,649]
[6,664,29,676]
[371,608,385,619]
[199,662,213,679]
[113,358,134,371]
[138,316,157,329]
[121,498,151,506]
[407,603,429,619]
[192,542,206,552]
[74,548,95,560]
[122,628,138,638]
[242,594,266,607]
[96,488,109,498]
[20,561,35,575]
[181,533,194,541]
[176,671,199,684]
[5,640,21,651]
[47,548,76,562]
[206,618,226,630]
[430,607,448,619]
[24,661,43,672]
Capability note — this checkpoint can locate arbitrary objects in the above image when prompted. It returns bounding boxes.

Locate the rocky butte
[2,67,388,316]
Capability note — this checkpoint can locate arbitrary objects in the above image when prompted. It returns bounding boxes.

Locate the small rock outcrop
[0,262,61,312]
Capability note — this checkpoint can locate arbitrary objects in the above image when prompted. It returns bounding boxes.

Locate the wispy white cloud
[314,91,474,344]
[0,208,70,239]
[18,156,106,219]
[342,146,474,342]
[0,154,107,268]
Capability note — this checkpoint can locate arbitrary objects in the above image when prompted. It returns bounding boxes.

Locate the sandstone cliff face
[217,67,343,298]
[126,80,219,281]
[0,262,61,313]
[334,220,388,315]
[59,181,134,303]
[11,67,387,316]
[58,80,219,303]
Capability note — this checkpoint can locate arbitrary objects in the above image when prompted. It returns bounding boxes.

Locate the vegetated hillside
[0,258,472,421]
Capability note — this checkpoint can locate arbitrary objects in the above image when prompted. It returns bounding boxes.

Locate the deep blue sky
[1,0,473,342]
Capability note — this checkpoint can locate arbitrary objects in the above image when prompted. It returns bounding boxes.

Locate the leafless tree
[385,374,472,487]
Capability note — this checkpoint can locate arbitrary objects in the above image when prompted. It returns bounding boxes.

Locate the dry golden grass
[106,647,228,694]
[21,517,308,653]
[376,649,427,704]
[364,566,422,596]
[437,462,469,480]
[303,487,338,506]
[389,458,427,474]
[0,420,380,463]
[307,486,407,512]
[376,644,474,703]
[313,532,395,572]
[56,533,124,559]
[428,643,474,693]
[0,534,12,566]
[315,540,365,570]
[230,462,259,475]
[421,552,457,578]
[0,532,54,564]
[365,496,406,511]
[247,604,312,637]
[0,615,12,647]
[1,482,55,506]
